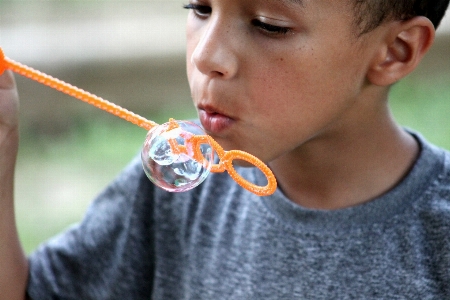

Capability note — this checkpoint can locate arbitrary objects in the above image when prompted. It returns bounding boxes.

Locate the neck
[269,107,419,210]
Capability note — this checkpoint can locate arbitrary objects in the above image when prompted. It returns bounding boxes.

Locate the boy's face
[186,0,382,162]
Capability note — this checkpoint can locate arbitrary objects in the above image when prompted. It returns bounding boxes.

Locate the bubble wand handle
[0,48,277,196]
[0,49,158,131]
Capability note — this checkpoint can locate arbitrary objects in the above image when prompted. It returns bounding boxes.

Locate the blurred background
[0,1,449,253]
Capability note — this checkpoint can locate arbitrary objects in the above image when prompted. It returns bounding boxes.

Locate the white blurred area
[1,1,194,134]
[0,1,187,66]
[441,8,450,34]
[1,1,449,66]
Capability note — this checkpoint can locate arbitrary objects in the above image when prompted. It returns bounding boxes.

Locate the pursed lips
[198,104,235,134]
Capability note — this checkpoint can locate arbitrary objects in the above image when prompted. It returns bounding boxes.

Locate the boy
[1,0,449,298]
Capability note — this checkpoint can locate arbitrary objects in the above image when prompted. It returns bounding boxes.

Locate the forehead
[282,0,306,6]
[260,0,353,15]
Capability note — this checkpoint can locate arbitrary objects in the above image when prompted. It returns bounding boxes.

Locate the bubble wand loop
[0,48,277,196]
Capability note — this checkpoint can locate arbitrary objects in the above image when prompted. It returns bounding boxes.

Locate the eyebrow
[280,0,307,8]
[285,0,306,6]
[261,0,307,10]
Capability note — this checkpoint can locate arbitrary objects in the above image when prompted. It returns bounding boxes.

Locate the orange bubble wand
[0,48,277,196]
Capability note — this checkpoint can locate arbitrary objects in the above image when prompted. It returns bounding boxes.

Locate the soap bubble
[141,120,213,192]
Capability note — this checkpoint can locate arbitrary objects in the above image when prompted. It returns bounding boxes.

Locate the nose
[190,18,239,79]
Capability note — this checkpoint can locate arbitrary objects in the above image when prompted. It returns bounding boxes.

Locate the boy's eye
[251,19,290,35]
[183,3,212,18]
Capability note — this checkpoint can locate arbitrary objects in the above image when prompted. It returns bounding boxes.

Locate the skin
[186,0,434,209]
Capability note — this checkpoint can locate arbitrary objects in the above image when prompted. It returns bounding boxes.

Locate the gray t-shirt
[27,132,450,299]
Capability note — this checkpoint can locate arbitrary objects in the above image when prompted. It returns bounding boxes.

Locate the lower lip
[199,110,234,134]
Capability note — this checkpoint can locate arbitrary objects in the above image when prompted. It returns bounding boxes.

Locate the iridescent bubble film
[141,120,213,192]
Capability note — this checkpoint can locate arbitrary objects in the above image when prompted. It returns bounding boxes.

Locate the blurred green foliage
[390,75,450,150]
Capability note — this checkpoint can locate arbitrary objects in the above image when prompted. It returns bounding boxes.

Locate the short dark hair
[354,0,450,34]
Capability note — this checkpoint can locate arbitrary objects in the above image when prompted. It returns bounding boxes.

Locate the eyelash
[183,3,291,36]
[251,19,291,35]
[183,3,211,18]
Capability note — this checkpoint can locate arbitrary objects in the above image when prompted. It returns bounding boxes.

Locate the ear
[367,17,435,86]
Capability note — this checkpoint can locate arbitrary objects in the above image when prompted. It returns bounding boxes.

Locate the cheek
[185,40,194,73]
[249,59,315,111]
[185,49,199,94]
[185,23,199,83]
[248,57,353,135]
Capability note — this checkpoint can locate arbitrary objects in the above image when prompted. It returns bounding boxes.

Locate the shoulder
[412,136,450,219]
[419,141,450,207]
[420,147,450,224]
[409,139,450,260]
[415,149,450,290]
